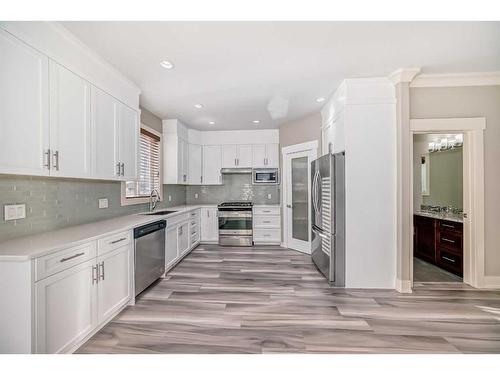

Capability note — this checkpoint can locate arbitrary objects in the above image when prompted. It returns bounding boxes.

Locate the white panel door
[237,145,253,168]
[91,86,120,180]
[188,143,202,185]
[166,225,179,268]
[222,144,237,168]
[203,145,222,185]
[0,30,50,176]
[252,144,266,168]
[49,61,91,178]
[117,103,139,180]
[97,245,131,323]
[201,208,218,242]
[266,144,280,168]
[35,259,97,354]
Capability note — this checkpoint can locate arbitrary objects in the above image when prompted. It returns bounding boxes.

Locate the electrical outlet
[267,193,272,200]
[194,193,199,199]
[168,195,172,202]
[98,198,108,209]
[4,204,26,221]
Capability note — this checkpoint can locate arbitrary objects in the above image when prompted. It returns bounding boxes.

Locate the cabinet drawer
[254,206,280,216]
[35,242,97,281]
[437,249,462,276]
[189,209,200,219]
[254,228,281,242]
[97,230,132,256]
[438,220,463,233]
[254,215,280,228]
[438,230,462,254]
[167,212,190,227]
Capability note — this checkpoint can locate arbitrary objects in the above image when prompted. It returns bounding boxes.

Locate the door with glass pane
[283,143,317,253]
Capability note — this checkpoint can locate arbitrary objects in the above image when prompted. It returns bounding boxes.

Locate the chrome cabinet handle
[111,237,127,244]
[44,149,51,169]
[442,256,456,263]
[234,158,237,166]
[121,163,125,176]
[92,265,98,285]
[263,220,271,223]
[60,252,85,263]
[116,162,121,176]
[200,175,203,183]
[442,223,455,229]
[442,238,455,244]
[53,150,59,171]
[99,261,105,281]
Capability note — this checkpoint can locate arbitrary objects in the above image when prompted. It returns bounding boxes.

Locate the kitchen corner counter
[414,211,464,223]
[0,204,216,261]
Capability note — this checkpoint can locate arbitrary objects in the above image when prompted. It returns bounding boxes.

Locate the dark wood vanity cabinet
[413,215,463,277]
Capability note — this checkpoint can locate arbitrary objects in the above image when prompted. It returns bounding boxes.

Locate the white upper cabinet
[163,119,189,185]
[203,145,222,185]
[188,143,202,185]
[91,86,120,180]
[222,144,253,168]
[117,103,139,180]
[237,144,253,167]
[0,29,50,176]
[252,144,279,168]
[49,61,91,178]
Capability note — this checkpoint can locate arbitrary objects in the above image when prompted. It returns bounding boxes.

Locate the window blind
[125,128,161,198]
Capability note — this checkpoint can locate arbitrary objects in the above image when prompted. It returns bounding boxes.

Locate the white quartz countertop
[414,211,464,223]
[0,205,217,261]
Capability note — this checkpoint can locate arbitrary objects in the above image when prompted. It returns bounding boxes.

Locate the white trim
[482,276,500,289]
[395,278,412,294]
[388,68,421,85]
[281,140,318,155]
[411,72,500,88]
[121,124,163,206]
[410,118,486,132]
[408,118,486,289]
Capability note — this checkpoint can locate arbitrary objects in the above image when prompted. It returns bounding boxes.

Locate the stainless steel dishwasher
[134,220,166,296]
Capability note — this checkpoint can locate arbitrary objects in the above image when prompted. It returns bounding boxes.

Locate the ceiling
[61,22,500,131]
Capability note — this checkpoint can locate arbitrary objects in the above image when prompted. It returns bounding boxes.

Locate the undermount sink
[143,210,177,216]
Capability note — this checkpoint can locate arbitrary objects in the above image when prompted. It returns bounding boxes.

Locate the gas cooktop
[218,201,253,208]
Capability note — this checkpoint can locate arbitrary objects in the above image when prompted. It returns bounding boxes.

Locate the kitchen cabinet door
[0,30,50,176]
[237,145,253,168]
[97,244,131,324]
[178,222,190,256]
[35,259,97,354]
[252,144,266,168]
[203,145,222,185]
[166,225,179,268]
[117,103,139,180]
[222,144,238,168]
[201,207,218,242]
[413,215,436,264]
[188,143,202,184]
[49,61,91,178]
[91,86,120,180]
[178,139,188,184]
[265,144,279,168]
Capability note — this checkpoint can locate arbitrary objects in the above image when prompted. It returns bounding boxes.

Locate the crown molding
[411,72,500,88]
[388,68,421,85]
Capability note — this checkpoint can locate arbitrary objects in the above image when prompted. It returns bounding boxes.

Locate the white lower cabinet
[35,259,98,354]
[253,205,281,244]
[200,207,218,243]
[34,239,132,353]
[178,222,190,256]
[165,225,179,268]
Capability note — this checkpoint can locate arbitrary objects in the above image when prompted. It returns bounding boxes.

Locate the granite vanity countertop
[0,204,218,261]
[414,210,464,223]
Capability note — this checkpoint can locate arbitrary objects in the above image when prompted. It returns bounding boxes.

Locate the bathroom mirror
[421,153,430,196]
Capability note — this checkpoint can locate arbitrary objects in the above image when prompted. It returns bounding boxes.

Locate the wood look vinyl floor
[77,245,500,354]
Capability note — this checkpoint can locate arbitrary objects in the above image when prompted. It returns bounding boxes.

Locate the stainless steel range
[218,201,253,246]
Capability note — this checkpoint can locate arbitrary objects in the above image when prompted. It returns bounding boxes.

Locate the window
[122,126,162,205]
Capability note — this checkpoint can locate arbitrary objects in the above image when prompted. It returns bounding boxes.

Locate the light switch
[168,195,172,202]
[267,193,272,200]
[98,198,108,209]
[4,204,26,221]
[194,193,199,199]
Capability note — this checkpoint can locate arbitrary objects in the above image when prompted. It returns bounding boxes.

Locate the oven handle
[218,212,253,218]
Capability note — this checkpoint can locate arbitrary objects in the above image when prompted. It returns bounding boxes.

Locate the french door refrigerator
[311,151,345,286]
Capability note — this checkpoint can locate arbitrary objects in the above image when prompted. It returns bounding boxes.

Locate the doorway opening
[412,133,464,284]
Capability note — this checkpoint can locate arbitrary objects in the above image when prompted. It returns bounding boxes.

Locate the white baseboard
[395,278,413,293]
[482,276,500,289]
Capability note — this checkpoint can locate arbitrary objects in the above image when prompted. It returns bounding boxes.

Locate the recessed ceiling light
[194,104,203,109]
[209,121,215,125]
[160,60,174,69]
[252,120,260,124]
[315,97,325,103]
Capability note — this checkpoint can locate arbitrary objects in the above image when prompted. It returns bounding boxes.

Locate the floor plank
[77,244,500,354]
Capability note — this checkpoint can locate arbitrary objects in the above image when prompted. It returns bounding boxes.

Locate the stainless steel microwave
[252,168,279,185]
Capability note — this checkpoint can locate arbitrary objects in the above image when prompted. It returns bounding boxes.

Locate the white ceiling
[61,21,500,131]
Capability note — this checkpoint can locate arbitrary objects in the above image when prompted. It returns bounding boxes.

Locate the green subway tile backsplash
[0,175,186,242]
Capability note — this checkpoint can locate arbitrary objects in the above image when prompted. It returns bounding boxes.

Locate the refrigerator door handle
[313,170,321,214]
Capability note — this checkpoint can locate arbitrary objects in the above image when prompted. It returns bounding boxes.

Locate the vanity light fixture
[160,60,174,69]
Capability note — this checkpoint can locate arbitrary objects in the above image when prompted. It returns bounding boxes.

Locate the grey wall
[140,106,162,133]
[0,175,185,242]
[410,85,500,276]
[279,112,322,151]
[186,174,279,205]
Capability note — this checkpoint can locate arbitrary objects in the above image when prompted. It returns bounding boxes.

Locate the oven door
[218,211,253,235]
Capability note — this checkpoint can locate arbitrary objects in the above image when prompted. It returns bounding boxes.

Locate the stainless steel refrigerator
[311,151,345,286]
